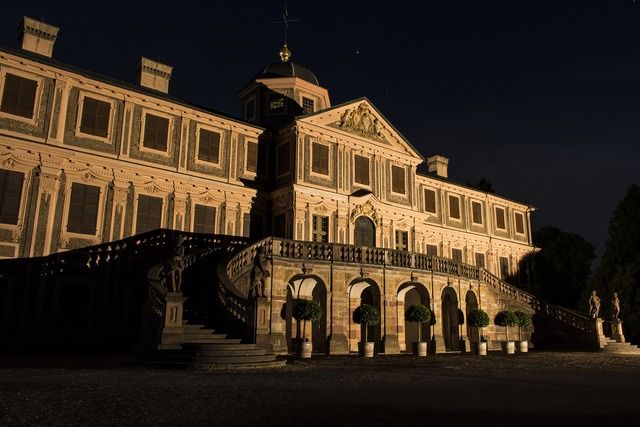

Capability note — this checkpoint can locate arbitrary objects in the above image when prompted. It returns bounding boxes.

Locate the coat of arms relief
[334,103,387,143]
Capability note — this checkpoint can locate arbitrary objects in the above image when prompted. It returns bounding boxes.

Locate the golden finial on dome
[279,44,291,62]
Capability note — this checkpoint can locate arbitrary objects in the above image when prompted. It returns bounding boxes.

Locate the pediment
[299,98,424,161]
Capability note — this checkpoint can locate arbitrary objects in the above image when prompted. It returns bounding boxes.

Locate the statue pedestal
[610,319,626,343]
[159,292,187,350]
[594,318,608,348]
[249,297,271,348]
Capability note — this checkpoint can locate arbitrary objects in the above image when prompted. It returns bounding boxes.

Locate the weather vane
[272,4,300,62]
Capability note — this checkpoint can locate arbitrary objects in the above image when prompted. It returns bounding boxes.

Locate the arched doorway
[398,283,431,352]
[465,291,479,345]
[348,279,381,353]
[354,216,375,247]
[441,287,460,351]
[285,276,328,354]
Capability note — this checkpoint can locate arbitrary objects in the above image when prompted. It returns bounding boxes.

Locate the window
[391,165,405,194]
[268,94,285,114]
[276,141,290,176]
[514,212,525,234]
[79,97,111,138]
[246,141,258,173]
[245,98,256,120]
[424,189,436,214]
[136,195,163,233]
[499,256,510,279]
[395,230,408,251]
[354,155,369,186]
[312,142,329,175]
[67,183,100,235]
[426,244,438,257]
[249,214,263,239]
[302,97,314,114]
[0,169,24,225]
[142,113,169,151]
[475,253,486,268]
[312,215,329,243]
[471,201,483,225]
[198,129,221,164]
[0,73,37,118]
[495,207,506,230]
[451,248,463,263]
[448,195,461,220]
[273,214,286,238]
[193,204,215,234]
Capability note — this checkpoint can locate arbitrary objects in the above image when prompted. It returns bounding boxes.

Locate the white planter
[359,341,374,357]
[518,340,528,353]
[477,342,487,356]
[413,341,428,357]
[299,341,312,358]
[502,341,515,354]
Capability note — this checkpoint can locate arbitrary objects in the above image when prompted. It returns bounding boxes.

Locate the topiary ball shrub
[494,310,518,327]
[513,311,531,328]
[468,309,490,328]
[405,304,431,324]
[293,300,322,322]
[353,304,380,326]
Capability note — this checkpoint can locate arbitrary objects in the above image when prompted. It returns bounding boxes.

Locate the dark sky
[1,0,638,257]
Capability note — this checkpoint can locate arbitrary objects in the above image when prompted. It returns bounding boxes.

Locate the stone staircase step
[182,342,250,350]
[192,348,268,357]
[191,359,286,370]
[191,354,278,364]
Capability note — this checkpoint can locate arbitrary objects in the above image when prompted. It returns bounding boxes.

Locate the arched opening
[398,283,431,352]
[348,279,381,353]
[441,286,460,351]
[354,216,376,247]
[465,290,479,345]
[285,275,328,354]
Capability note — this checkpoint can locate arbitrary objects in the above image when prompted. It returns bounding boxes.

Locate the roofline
[0,45,265,131]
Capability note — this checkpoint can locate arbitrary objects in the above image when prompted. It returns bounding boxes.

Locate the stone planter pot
[502,341,515,354]
[359,341,374,357]
[299,340,312,358]
[518,340,528,353]
[413,341,428,357]
[476,341,488,356]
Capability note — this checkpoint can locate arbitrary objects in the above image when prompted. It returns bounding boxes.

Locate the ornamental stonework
[334,103,387,143]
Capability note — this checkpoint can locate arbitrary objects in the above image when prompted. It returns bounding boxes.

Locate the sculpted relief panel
[334,103,387,143]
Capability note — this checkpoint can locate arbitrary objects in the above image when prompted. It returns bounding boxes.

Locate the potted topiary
[468,309,490,356]
[494,310,518,354]
[353,303,380,357]
[292,299,322,358]
[405,304,431,356]
[514,310,531,353]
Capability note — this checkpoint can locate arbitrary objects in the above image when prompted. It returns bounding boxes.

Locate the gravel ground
[1,352,640,426]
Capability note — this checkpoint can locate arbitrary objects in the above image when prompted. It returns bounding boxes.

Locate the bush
[468,309,490,328]
[494,310,518,327]
[405,304,431,324]
[513,311,531,328]
[293,300,322,322]
[353,304,380,326]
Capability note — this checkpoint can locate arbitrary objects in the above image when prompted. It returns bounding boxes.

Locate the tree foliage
[494,310,518,327]
[590,185,640,343]
[405,304,431,324]
[293,300,322,322]
[531,226,595,309]
[353,304,380,326]
[468,309,490,328]
[466,177,495,193]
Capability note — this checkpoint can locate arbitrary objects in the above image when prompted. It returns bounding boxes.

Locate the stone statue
[588,290,601,319]
[167,235,186,293]
[611,292,620,320]
[249,246,270,298]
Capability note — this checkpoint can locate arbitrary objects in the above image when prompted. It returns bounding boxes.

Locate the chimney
[19,17,60,58]
[137,57,173,94]
[427,155,449,178]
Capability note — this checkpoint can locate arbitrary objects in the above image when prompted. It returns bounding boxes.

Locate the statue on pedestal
[167,235,186,293]
[249,246,270,298]
[611,292,621,320]
[588,290,601,319]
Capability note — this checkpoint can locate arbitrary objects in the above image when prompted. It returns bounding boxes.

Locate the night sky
[1,1,638,257]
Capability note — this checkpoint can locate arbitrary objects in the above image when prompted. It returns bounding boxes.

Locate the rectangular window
[471,201,483,224]
[276,141,290,176]
[136,194,163,233]
[495,207,506,230]
[250,214,263,240]
[426,244,438,257]
[67,183,100,235]
[451,248,463,263]
[395,230,408,251]
[515,212,525,234]
[198,129,221,164]
[448,195,461,219]
[268,94,285,114]
[302,97,314,114]
[499,256,510,279]
[80,97,111,138]
[391,165,405,194]
[475,253,486,268]
[312,142,329,175]
[143,113,169,151]
[0,169,24,225]
[245,98,256,120]
[312,215,329,243]
[424,189,436,214]
[1,73,38,118]
[354,155,370,186]
[273,214,286,238]
[246,141,258,173]
[193,204,216,234]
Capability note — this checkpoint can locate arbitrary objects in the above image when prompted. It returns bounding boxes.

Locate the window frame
[276,140,291,178]
[424,187,437,214]
[59,176,108,243]
[0,68,43,125]
[471,200,484,225]
[301,96,315,114]
[395,229,409,251]
[494,206,507,231]
[310,140,331,178]
[312,214,329,243]
[353,153,371,187]
[192,203,217,234]
[514,211,526,235]
[390,164,406,195]
[245,95,257,121]
[133,193,165,234]
[139,109,172,155]
[451,248,463,263]
[244,139,259,176]
[194,124,223,167]
[448,194,462,221]
[74,91,115,143]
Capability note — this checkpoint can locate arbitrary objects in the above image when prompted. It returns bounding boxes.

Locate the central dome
[257,61,319,86]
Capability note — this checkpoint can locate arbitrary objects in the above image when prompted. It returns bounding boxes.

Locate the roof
[256,61,319,85]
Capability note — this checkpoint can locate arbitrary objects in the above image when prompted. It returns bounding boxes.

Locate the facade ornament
[611,292,620,320]
[588,290,601,319]
[335,103,386,142]
[112,186,129,205]
[2,157,16,169]
[359,267,368,278]
[38,173,59,194]
[166,235,186,293]
[350,201,378,224]
[11,225,22,243]
[249,246,270,298]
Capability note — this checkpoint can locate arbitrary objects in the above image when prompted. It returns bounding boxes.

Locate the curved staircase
[600,338,640,354]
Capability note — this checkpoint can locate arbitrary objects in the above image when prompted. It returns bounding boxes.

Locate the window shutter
[472,201,483,224]
[496,208,506,229]
[515,213,525,234]
[312,143,329,175]
[143,114,169,151]
[0,170,24,224]
[449,195,460,219]
[452,248,463,263]
[198,129,221,164]
[1,74,38,118]
[475,253,486,268]
[80,97,111,138]
[194,205,215,234]
[426,244,438,257]
[246,141,258,173]
[395,230,408,251]
[354,155,369,185]
[391,166,405,194]
[424,189,436,213]
[136,195,163,233]
[67,183,100,234]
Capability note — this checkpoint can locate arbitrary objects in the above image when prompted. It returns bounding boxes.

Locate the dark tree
[466,177,495,193]
[590,185,640,343]
[531,226,595,310]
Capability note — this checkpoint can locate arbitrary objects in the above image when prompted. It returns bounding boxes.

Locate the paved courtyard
[1,352,639,426]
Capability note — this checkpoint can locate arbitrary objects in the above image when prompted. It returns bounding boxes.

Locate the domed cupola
[238,45,331,128]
